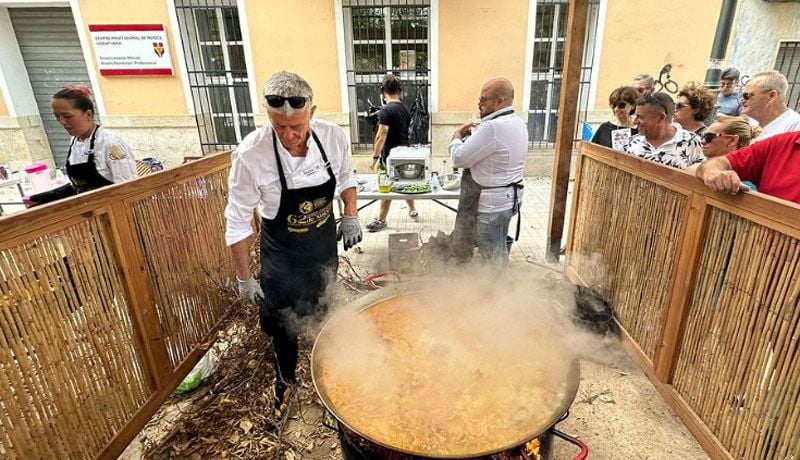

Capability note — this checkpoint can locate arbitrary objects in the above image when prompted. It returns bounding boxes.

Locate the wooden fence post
[105,201,173,390]
[547,0,589,262]
[654,192,709,382]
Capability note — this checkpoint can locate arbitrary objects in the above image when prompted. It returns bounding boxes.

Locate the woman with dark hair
[51,85,136,193]
[674,83,715,136]
[591,86,639,149]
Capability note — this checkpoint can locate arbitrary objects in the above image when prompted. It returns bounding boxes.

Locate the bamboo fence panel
[0,217,153,459]
[570,156,687,360]
[131,169,234,368]
[673,207,800,459]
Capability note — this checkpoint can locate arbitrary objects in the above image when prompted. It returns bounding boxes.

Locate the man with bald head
[448,77,528,267]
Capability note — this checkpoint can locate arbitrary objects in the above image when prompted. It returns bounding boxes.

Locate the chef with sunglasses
[225,71,361,412]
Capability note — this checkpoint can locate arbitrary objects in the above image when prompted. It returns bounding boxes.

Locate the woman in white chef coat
[50,85,137,193]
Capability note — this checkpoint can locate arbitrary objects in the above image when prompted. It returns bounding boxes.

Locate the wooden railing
[0,152,234,459]
[566,142,800,459]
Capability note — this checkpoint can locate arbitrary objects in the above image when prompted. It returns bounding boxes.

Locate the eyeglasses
[265,95,308,109]
[643,94,670,115]
[478,96,501,105]
[701,132,728,144]
[675,102,691,110]
[740,90,770,101]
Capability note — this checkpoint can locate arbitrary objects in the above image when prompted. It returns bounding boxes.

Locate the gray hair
[633,73,655,88]
[263,71,314,116]
[751,70,789,102]
[720,67,740,81]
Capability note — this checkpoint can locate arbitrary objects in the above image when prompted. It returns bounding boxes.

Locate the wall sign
[88,24,174,76]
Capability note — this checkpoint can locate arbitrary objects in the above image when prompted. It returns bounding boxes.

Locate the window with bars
[527,0,600,148]
[342,0,431,151]
[174,0,255,153]
[775,41,800,112]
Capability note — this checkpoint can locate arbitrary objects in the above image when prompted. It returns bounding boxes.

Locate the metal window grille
[174,0,255,154]
[527,0,600,148]
[342,0,431,153]
[775,41,800,112]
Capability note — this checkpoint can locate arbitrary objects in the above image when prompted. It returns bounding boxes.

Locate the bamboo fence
[0,152,234,459]
[566,142,800,459]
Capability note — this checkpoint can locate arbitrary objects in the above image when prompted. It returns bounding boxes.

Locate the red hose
[550,427,589,460]
[364,271,401,289]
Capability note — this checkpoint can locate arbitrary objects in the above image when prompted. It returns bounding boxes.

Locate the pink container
[24,162,52,193]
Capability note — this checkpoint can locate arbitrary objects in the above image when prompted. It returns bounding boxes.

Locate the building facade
[0,0,796,171]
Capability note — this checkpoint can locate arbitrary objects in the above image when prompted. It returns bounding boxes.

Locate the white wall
[728,0,800,76]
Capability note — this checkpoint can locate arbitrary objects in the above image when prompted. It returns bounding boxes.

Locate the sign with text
[89,24,174,76]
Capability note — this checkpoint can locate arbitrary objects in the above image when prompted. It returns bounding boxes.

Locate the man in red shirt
[696,130,800,204]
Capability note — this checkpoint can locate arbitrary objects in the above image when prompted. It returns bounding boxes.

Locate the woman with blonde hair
[700,115,762,158]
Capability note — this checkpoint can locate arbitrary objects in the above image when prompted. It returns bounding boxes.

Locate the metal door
[174,0,255,153]
[342,0,431,152]
[10,7,92,166]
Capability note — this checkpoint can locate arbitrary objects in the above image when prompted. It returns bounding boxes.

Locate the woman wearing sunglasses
[694,115,761,189]
[591,86,639,149]
[700,115,762,158]
[674,83,716,137]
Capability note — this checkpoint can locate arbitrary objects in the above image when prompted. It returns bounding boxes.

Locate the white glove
[237,277,265,303]
[337,215,363,251]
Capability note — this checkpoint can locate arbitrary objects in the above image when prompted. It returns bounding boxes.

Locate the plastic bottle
[430,172,441,192]
[440,159,448,176]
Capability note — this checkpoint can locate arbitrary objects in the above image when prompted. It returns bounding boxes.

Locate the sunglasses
[643,94,670,115]
[740,90,770,101]
[265,95,308,109]
[675,102,692,111]
[613,101,628,109]
[701,132,727,144]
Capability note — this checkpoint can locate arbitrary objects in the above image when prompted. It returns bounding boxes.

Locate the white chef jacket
[225,119,357,246]
[67,126,137,183]
[448,107,528,213]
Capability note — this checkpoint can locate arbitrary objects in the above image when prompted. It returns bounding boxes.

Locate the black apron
[65,125,114,193]
[450,110,523,261]
[259,130,338,383]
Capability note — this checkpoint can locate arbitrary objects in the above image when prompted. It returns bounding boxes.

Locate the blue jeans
[477,207,515,267]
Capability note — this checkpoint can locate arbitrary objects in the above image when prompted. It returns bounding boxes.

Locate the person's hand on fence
[703,170,749,195]
[237,277,265,303]
[337,215,362,251]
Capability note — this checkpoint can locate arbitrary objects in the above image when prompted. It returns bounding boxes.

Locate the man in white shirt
[741,70,800,141]
[449,77,527,267]
[224,71,361,412]
[623,92,705,170]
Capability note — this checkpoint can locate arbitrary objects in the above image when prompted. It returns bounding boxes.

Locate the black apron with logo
[65,125,114,193]
[450,110,523,262]
[259,130,338,383]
